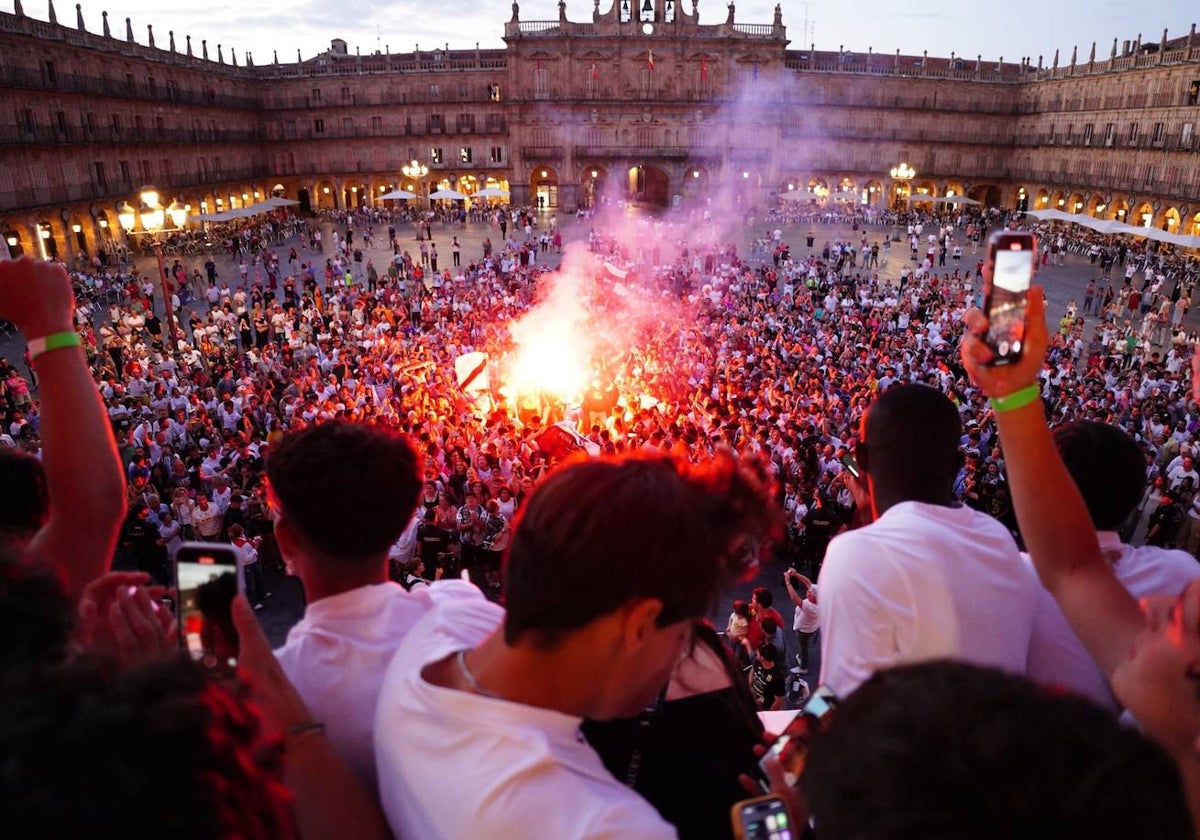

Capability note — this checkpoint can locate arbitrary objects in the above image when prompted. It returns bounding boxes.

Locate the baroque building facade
[1,0,1198,261]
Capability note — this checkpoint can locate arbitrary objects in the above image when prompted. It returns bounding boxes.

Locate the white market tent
[428,188,468,200]
[475,186,510,198]
[1026,208,1200,249]
[379,189,417,200]
[905,194,981,205]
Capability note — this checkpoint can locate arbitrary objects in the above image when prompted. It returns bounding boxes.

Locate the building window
[19,109,34,132]
[1082,123,1094,145]
[42,60,57,86]
[490,146,504,164]
[488,83,502,101]
[93,161,106,188]
[341,86,351,101]
[119,160,131,184]
[1183,123,1194,147]
[1128,123,1140,143]
[312,88,323,102]
[460,147,473,164]
[1152,121,1166,142]
[430,84,441,101]
[371,115,383,132]
[457,113,474,132]
[431,147,443,164]
[1188,80,1199,106]
[429,114,445,133]
[85,112,96,131]
[313,118,325,134]
[55,111,68,134]
[111,114,122,134]
[459,82,469,99]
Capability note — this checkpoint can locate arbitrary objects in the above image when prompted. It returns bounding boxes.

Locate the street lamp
[889,161,916,211]
[117,186,188,350]
[402,159,429,206]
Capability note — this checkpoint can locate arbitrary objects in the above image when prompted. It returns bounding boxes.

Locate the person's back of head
[0,553,71,680]
[860,384,961,506]
[803,661,1192,840]
[0,449,47,549]
[1052,420,1145,531]
[266,420,421,564]
[0,658,293,839]
[502,452,777,648]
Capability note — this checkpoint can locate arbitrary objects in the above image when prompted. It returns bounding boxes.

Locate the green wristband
[990,384,1041,413]
[27,330,82,360]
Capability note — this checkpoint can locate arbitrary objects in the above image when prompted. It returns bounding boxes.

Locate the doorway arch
[530,166,559,210]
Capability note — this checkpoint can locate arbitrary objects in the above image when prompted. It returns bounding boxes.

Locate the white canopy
[475,187,510,198]
[379,189,417,200]
[265,196,299,207]
[906,194,980,205]
[429,188,468,200]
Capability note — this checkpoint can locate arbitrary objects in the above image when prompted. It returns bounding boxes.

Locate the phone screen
[984,236,1034,364]
[761,686,839,788]
[172,542,240,666]
[839,452,861,479]
[734,796,794,840]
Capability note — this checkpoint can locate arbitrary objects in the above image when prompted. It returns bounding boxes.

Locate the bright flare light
[508,334,590,401]
[505,268,593,403]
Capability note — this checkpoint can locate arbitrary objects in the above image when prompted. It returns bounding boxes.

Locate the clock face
[642,22,654,35]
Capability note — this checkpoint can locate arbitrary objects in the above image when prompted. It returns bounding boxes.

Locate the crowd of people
[2,199,1200,839]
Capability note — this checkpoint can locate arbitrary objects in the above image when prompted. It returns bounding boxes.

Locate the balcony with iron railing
[0,124,261,146]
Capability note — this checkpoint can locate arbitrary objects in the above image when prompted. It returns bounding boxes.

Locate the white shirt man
[374,592,676,840]
[276,580,480,791]
[1024,531,1200,711]
[819,500,1037,697]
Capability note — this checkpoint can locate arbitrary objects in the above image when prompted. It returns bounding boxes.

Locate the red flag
[701,57,708,81]
[647,49,654,71]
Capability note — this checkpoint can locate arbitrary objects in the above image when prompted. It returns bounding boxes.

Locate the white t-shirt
[793,592,820,633]
[1024,531,1200,712]
[275,580,480,792]
[374,594,678,840]
[818,501,1037,697]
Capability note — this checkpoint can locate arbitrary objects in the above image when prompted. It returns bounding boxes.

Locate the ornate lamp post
[889,162,916,210]
[117,186,187,350]
[402,159,429,208]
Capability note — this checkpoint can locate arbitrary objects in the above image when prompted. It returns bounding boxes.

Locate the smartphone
[760,685,839,789]
[982,230,1037,365]
[839,452,861,479]
[731,794,795,840]
[172,541,241,665]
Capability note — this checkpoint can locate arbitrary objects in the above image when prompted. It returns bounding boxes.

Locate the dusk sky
[10,0,1196,67]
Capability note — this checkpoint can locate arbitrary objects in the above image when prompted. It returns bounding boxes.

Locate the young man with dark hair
[818,384,1038,697]
[270,420,479,791]
[375,452,777,840]
[1025,420,1200,711]
[801,661,1191,840]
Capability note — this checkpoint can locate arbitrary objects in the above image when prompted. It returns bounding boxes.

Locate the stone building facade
[0,0,1198,261]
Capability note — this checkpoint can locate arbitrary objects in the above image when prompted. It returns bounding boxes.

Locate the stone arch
[1157,206,1182,231]
[531,165,559,210]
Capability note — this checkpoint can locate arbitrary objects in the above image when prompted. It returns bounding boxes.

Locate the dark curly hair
[266,419,422,564]
[0,657,293,839]
[803,661,1192,840]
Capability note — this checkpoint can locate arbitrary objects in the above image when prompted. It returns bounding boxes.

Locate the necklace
[456,648,500,700]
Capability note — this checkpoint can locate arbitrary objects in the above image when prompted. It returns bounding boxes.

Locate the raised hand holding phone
[981,230,1037,366]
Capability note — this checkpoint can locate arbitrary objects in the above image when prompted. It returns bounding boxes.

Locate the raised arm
[960,286,1142,678]
[0,258,126,604]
